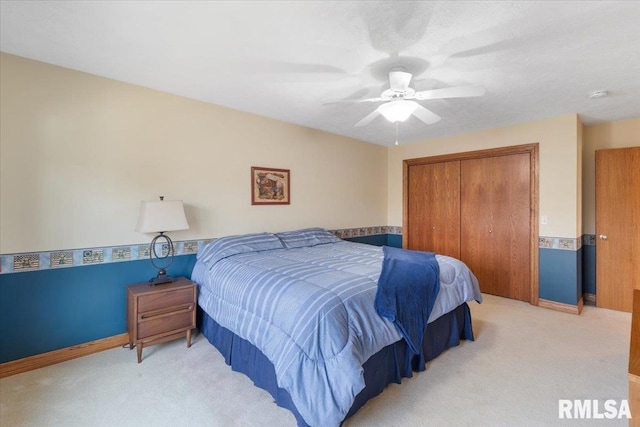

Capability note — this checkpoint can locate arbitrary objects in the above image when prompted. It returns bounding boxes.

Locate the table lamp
[135,196,189,285]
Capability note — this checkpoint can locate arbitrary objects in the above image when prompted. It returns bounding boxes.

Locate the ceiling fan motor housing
[381,87,416,100]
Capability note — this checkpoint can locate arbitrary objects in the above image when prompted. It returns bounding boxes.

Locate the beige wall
[3,52,636,254]
[387,114,582,238]
[576,118,583,235]
[0,53,388,254]
[582,117,640,234]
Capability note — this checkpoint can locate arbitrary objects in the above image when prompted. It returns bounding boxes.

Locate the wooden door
[460,157,494,292]
[461,153,531,301]
[596,147,640,312]
[405,161,460,258]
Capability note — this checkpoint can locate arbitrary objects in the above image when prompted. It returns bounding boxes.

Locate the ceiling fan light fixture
[378,100,418,123]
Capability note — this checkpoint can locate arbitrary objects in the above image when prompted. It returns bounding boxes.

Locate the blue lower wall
[582,244,596,295]
[0,233,593,364]
[0,235,399,364]
[344,234,401,247]
[0,255,196,363]
[538,248,582,305]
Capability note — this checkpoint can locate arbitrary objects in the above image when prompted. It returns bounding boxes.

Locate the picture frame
[251,167,290,205]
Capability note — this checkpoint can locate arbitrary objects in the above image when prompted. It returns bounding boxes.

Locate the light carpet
[0,294,632,426]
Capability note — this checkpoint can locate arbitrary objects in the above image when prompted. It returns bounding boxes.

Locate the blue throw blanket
[375,246,441,355]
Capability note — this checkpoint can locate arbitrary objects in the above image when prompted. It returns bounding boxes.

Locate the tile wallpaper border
[1,228,588,275]
[2,239,213,275]
[538,236,583,251]
[0,226,399,275]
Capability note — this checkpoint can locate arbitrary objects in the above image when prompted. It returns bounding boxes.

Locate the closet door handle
[599,234,608,240]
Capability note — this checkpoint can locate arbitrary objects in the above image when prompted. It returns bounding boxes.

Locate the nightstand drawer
[137,303,195,340]
[138,287,194,312]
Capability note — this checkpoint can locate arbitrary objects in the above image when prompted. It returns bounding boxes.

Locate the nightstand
[126,277,197,363]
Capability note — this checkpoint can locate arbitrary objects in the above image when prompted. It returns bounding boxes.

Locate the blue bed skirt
[200,302,474,426]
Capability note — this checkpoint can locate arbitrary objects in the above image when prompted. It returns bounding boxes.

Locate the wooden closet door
[405,161,460,258]
[461,153,530,301]
[461,157,495,293]
[596,147,640,312]
[491,154,531,301]
[406,163,431,251]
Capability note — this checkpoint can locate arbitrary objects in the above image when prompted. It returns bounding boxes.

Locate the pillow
[197,232,284,268]
[275,227,341,249]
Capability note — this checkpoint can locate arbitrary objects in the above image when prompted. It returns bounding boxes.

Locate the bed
[191,228,482,426]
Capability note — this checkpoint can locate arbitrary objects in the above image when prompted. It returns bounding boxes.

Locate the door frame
[403,143,539,305]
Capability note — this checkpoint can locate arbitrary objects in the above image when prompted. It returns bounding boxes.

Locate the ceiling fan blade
[414,85,486,100]
[355,109,381,127]
[389,70,412,91]
[412,104,441,125]
[322,96,385,105]
[235,60,347,74]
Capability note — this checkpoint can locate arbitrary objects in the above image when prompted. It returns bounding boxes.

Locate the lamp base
[147,234,177,286]
[149,272,176,286]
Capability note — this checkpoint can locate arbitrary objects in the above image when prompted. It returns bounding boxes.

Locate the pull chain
[394,122,399,146]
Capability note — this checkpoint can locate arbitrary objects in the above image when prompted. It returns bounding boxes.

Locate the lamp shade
[378,100,418,123]
[135,200,189,233]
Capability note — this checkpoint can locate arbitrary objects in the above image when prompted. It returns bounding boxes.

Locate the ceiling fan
[330,68,486,127]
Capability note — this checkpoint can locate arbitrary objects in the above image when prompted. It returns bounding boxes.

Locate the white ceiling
[1,1,639,146]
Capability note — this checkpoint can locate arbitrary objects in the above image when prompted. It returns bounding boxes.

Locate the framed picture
[251,167,290,205]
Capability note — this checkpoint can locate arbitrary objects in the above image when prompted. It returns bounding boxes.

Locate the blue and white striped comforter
[192,240,481,427]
